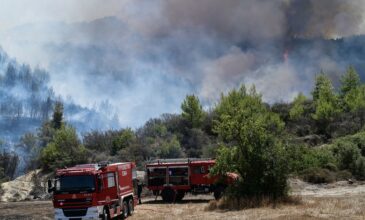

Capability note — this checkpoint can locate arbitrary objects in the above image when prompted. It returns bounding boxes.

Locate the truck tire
[175,190,185,202]
[153,190,159,196]
[128,199,134,216]
[161,188,175,203]
[122,200,128,219]
[101,208,110,220]
[214,186,225,200]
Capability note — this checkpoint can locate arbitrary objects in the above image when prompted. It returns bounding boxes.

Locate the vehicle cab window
[193,166,207,174]
[107,173,115,188]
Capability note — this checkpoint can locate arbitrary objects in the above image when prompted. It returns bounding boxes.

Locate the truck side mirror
[47,179,54,193]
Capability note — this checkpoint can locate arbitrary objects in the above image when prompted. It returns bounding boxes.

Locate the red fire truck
[48,162,137,220]
[145,158,237,203]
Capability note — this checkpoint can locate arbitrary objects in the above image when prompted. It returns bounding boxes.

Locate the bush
[331,140,361,171]
[301,167,336,184]
[205,195,302,210]
[323,163,338,172]
[335,170,352,181]
[213,86,289,199]
[354,157,365,180]
[287,145,336,174]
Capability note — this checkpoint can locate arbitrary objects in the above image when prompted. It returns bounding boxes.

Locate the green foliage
[40,126,87,171]
[331,140,361,171]
[289,93,307,120]
[211,146,238,175]
[181,94,205,128]
[312,72,328,102]
[340,67,365,112]
[354,157,365,179]
[286,145,336,173]
[156,135,184,158]
[18,133,39,170]
[212,85,288,198]
[340,66,361,97]
[342,86,365,112]
[111,128,136,155]
[52,101,63,129]
[312,73,340,121]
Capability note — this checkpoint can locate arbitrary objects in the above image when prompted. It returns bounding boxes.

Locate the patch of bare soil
[0,201,53,220]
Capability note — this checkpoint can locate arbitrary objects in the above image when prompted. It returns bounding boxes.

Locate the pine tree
[340,66,365,112]
[340,66,360,98]
[181,95,205,128]
[289,92,307,120]
[312,73,340,121]
[52,101,63,129]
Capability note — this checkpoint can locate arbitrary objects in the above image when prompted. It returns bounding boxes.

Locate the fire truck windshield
[55,175,95,193]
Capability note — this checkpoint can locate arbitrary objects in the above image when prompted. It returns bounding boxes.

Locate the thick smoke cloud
[1,0,365,126]
[286,0,365,38]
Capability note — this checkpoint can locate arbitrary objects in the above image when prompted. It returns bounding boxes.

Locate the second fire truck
[145,158,237,203]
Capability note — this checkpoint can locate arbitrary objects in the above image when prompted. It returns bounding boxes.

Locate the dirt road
[1,181,365,220]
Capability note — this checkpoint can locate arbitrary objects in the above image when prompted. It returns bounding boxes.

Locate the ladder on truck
[149,158,213,164]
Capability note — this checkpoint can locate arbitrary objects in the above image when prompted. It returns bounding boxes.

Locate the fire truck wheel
[122,200,129,219]
[153,190,159,196]
[128,199,134,215]
[175,190,185,202]
[101,208,110,220]
[214,186,225,200]
[161,188,176,203]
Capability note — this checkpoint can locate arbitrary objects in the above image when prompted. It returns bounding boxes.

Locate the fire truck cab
[145,158,237,203]
[48,162,137,220]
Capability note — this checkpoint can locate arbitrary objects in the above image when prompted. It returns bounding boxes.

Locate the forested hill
[0,48,119,153]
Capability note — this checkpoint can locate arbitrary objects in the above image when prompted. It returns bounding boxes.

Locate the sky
[1,0,365,127]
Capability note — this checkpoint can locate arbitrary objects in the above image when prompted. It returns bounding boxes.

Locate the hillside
[0,48,119,175]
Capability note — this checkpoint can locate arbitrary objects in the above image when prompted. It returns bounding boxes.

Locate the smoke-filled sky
[1,0,365,127]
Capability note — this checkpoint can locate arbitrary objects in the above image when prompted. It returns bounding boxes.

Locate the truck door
[190,165,210,185]
[99,172,118,203]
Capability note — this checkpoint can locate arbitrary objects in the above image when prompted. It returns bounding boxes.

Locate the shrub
[205,195,302,210]
[331,140,361,171]
[301,167,336,184]
[335,170,352,181]
[323,163,338,172]
[354,157,365,180]
[287,145,336,174]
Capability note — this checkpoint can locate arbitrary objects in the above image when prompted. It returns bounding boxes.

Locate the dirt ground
[0,181,364,220]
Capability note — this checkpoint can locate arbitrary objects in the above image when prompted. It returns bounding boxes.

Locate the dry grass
[129,195,365,220]
[205,195,303,211]
[0,195,363,220]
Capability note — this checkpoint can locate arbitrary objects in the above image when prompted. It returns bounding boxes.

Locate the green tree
[52,101,63,129]
[157,135,184,158]
[111,128,136,156]
[181,95,205,128]
[289,92,307,120]
[312,73,340,121]
[212,85,288,199]
[40,126,87,171]
[340,67,365,112]
[312,72,327,102]
[340,66,361,97]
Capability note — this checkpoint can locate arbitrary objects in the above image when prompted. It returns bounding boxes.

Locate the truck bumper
[54,206,103,220]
